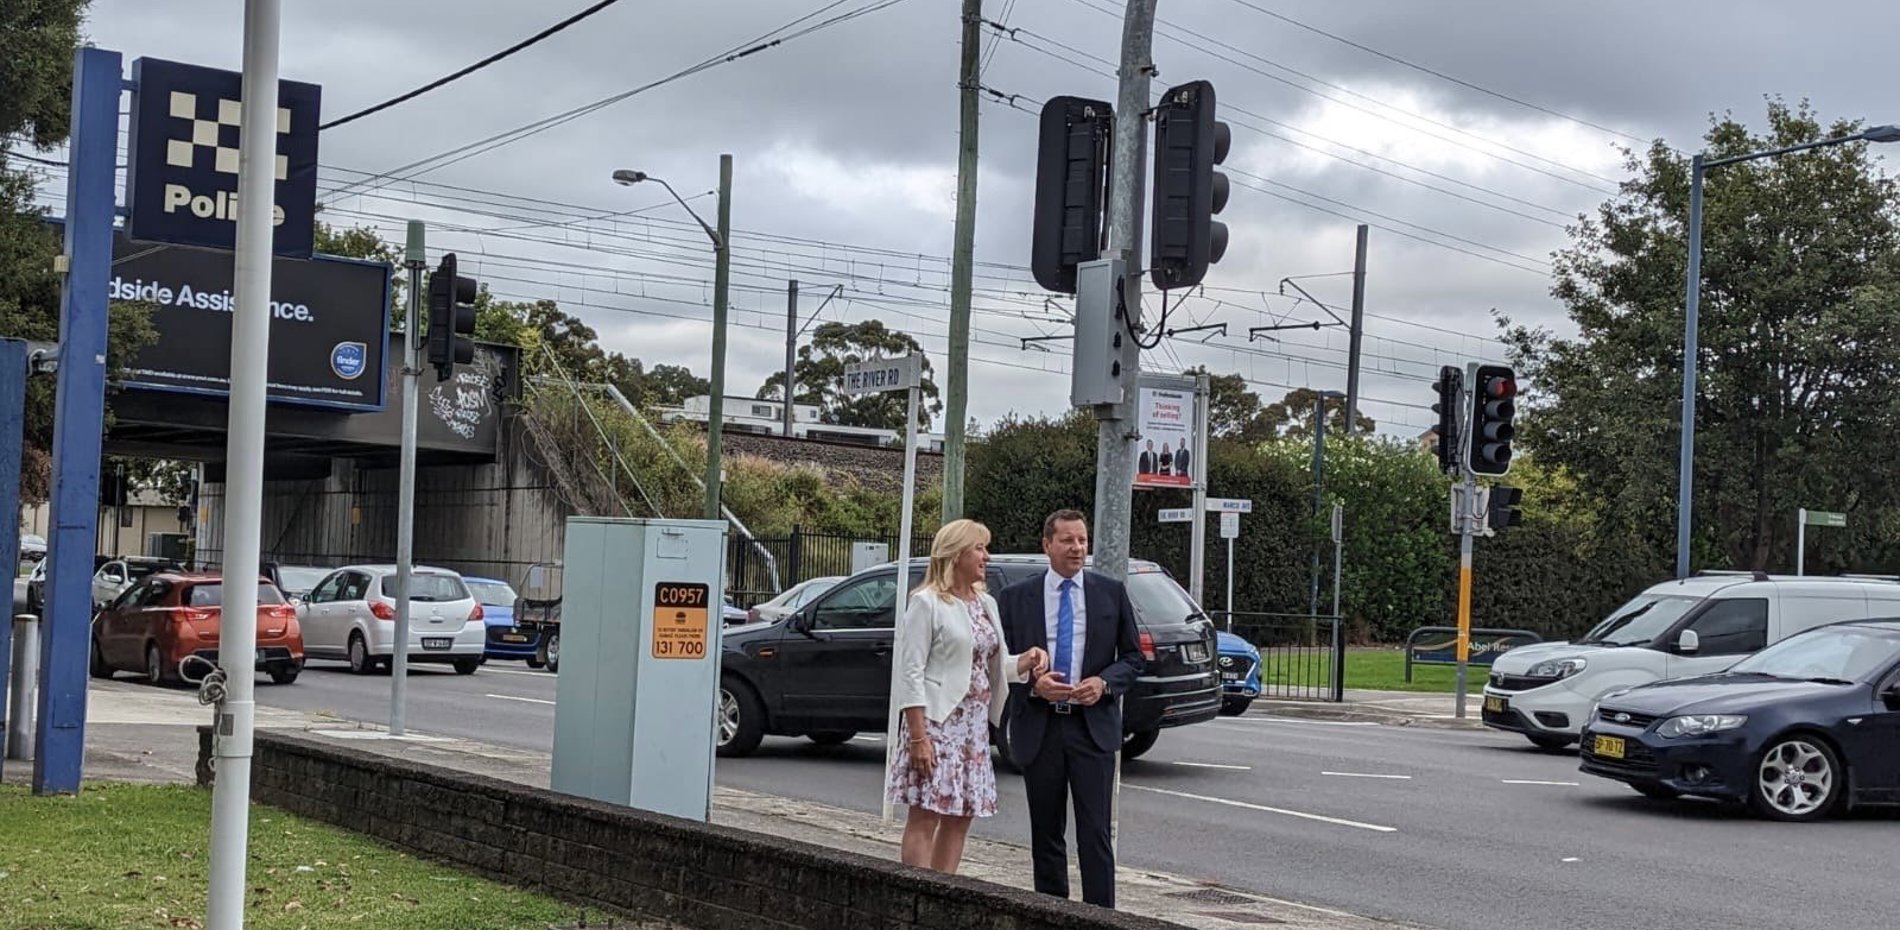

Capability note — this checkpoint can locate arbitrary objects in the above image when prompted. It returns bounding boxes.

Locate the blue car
[1217,630,1262,716]
[465,576,538,663]
[1581,619,1900,821]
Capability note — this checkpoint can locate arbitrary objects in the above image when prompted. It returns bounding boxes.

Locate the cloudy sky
[60,0,1900,438]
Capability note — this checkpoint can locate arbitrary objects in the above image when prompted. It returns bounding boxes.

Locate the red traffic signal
[1467,364,1517,476]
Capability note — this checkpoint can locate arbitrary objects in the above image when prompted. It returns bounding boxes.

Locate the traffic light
[1431,365,1463,475]
[1466,364,1517,476]
[426,253,478,382]
[1149,80,1230,292]
[1486,485,1524,533]
[1030,96,1113,294]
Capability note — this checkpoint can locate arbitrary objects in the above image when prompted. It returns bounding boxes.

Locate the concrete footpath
[2,683,1433,930]
[1260,689,1488,729]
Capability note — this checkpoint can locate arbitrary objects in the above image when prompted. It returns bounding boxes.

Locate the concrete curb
[1255,699,1488,730]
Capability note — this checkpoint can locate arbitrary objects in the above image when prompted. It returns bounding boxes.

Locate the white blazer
[892,588,1026,726]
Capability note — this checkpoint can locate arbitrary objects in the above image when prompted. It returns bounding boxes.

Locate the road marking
[1562,857,1581,863]
[1247,717,1380,728]
[1174,762,1252,771]
[485,693,555,706]
[1124,785,1397,833]
[852,735,884,743]
[1321,771,1412,780]
[479,666,556,679]
[1502,779,1579,787]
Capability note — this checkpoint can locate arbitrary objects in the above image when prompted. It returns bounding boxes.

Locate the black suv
[717,555,1221,760]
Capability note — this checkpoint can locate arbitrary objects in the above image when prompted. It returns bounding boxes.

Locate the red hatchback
[90,572,305,685]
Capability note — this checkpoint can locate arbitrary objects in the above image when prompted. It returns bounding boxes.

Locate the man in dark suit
[1138,440,1157,476]
[998,509,1146,908]
[1173,444,1192,478]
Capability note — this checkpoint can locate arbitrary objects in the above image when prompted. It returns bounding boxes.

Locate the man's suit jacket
[1174,449,1192,477]
[998,570,1146,763]
[1138,451,1157,474]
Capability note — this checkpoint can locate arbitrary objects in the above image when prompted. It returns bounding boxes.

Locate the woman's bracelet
[908,735,929,746]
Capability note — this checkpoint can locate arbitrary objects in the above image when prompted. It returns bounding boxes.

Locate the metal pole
[1092,0,1157,583]
[1331,502,1345,703]
[207,3,280,926]
[1343,225,1367,434]
[1189,373,1209,604]
[942,0,982,522]
[1309,394,1325,617]
[36,45,120,796]
[1331,502,1344,617]
[1796,508,1806,577]
[1225,536,1235,615]
[1676,155,1705,580]
[881,378,921,823]
[7,618,35,761]
[1454,474,1476,719]
[0,339,25,775]
[390,222,425,737]
[705,154,733,521]
[783,279,798,438]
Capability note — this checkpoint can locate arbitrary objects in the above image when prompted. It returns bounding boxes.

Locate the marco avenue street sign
[842,354,923,395]
[1804,510,1847,528]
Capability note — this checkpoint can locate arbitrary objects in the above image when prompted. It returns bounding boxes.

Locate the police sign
[124,57,321,257]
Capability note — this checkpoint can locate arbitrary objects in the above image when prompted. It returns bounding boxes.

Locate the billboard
[123,57,321,257]
[1135,385,1197,488]
[109,232,392,411]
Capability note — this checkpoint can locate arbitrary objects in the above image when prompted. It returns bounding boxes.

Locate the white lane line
[1125,785,1397,833]
[1243,717,1381,728]
[479,667,557,679]
[1501,779,1579,787]
[1321,771,1412,780]
[1561,857,1581,863]
[1173,762,1252,771]
[852,735,884,743]
[486,693,555,706]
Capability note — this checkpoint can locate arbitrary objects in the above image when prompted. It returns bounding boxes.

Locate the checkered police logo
[162,91,291,181]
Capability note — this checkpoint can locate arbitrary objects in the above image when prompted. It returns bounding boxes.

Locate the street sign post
[1207,497,1252,513]
[846,353,924,823]
[1797,508,1848,576]
[1219,510,1240,615]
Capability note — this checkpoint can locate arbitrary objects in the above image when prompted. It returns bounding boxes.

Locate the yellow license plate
[1594,735,1625,759]
[1483,696,1506,714]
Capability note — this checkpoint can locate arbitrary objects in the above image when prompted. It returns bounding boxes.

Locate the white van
[1481,573,1900,748]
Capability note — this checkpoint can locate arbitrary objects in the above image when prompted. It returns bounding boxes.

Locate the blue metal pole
[1675,154,1705,581]
[34,47,121,796]
[0,340,26,777]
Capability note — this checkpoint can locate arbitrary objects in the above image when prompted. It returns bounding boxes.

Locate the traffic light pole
[1454,472,1476,719]
[705,155,733,521]
[942,0,982,521]
[390,221,425,737]
[1093,0,1157,584]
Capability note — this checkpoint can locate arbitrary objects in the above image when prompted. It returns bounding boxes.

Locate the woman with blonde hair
[887,519,1048,873]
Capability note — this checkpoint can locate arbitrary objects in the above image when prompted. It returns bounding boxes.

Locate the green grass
[1254,646,1484,694]
[0,783,595,930]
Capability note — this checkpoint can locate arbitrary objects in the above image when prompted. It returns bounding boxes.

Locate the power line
[319,0,631,131]
[1228,168,1554,267]
[1221,0,1655,148]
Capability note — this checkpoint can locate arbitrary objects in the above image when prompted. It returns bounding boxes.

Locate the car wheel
[1751,734,1843,822]
[268,664,301,685]
[145,642,171,686]
[90,636,113,680]
[544,631,560,674]
[716,676,765,758]
[1220,697,1254,717]
[347,633,374,675]
[1121,728,1160,759]
[1632,783,1679,800]
[1528,734,1576,751]
[807,731,855,746]
[526,655,546,670]
[452,657,481,676]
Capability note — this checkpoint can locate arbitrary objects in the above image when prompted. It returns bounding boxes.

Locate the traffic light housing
[1150,79,1230,292]
[1466,364,1517,476]
[426,253,478,382]
[1431,365,1463,475]
[1030,96,1113,294]
[1486,485,1524,533]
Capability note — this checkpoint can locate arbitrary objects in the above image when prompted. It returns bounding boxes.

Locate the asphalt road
[255,658,1899,930]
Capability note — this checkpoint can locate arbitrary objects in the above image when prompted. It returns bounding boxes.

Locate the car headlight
[1656,714,1747,738]
[1527,658,1587,679]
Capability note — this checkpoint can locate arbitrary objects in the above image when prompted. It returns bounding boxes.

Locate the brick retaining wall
[212,730,1179,930]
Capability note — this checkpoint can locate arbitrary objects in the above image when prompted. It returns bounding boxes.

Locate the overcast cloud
[69,0,1900,438]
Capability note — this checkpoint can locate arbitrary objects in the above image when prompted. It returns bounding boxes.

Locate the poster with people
[1135,385,1197,488]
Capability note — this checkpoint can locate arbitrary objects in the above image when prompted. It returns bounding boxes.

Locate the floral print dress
[885,597,1000,818]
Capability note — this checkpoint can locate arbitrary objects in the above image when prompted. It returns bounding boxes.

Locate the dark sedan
[1580,619,1900,821]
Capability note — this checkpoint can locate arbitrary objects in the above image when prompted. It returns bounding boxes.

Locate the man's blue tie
[1055,579,1076,691]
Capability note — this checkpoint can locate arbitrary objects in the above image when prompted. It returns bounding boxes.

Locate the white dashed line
[1562,857,1581,863]
[1125,785,1397,833]
[852,735,884,743]
[1173,762,1253,771]
[1501,779,1579,787]
[485,693,555,706]
[1321,771,1412,780]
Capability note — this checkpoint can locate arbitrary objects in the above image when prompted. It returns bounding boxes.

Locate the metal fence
[1212,611,1345,702]
[727,527,933,608]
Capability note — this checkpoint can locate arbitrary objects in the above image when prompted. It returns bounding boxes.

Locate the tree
[645,364,709,407]
[314,221,403,320]
[1508,100,1900,572]
[1254,387,1376,438]
[757,320,941,430]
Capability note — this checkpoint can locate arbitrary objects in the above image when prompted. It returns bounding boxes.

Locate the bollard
[7,613,36,761]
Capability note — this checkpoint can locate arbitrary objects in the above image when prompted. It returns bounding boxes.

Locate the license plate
[1483,695,1506,714]
[1221,671,1239,681]
[500,631,529,643]
[421,636,453,650]
[1185,643,1209,663]
[1594,735,1626,759]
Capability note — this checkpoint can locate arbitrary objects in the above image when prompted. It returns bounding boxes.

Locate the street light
[612,158,734,521]
[1675,124,1900,579]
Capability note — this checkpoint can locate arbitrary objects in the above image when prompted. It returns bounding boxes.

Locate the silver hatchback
[297,564,486,675]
